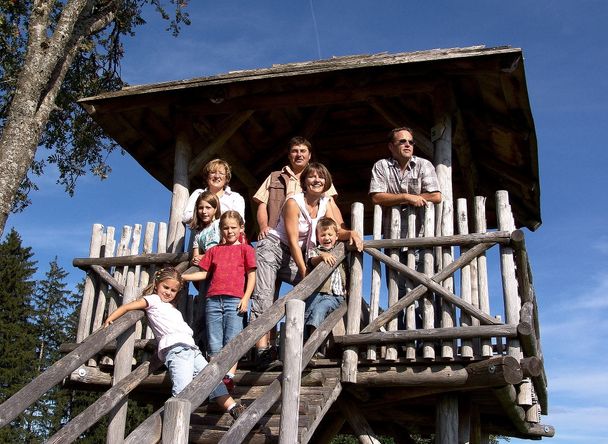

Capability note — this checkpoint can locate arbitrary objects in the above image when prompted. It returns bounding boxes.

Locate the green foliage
[0,229,38,442]
[0,1,191,211]
[24,258,79,439]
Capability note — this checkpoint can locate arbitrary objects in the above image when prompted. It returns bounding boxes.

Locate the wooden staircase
[187,368,341,443]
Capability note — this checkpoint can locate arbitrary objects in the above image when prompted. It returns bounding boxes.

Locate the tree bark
[0,1,115,236]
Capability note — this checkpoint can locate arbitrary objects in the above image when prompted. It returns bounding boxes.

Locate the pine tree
[27,258,79,440]
[0,229,38,442]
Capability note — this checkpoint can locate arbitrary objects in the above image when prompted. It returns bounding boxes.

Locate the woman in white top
[251,163,363,362]
[182,158,246,224]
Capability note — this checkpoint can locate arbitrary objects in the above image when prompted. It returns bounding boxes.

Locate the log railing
[341,190,547,433]
[0,237,345,442]
[1,190,549,442]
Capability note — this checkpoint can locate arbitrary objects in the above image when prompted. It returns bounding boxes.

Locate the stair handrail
[221,300,348,443]
[0,310,143,427]
[124,241,348,444]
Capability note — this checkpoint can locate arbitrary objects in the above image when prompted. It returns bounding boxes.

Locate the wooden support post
[167,128,191,254]
[458,396,472,444]
[107,276,138,443]
[77,224,104,342]
[163,398,191,444]
[433,112,455,361]
[279,300,305,444]
[339,395,381,444]
[342,202,364,382]
[435,393,458,444]
[470,403,482,444]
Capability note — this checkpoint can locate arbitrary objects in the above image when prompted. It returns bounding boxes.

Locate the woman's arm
[284,199,307,278]
[326,198,363,252]
[238,269,256,313]
[182,189,203,224]
[104,298,148,327]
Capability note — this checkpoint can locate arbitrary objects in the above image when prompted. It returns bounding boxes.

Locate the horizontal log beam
[60,339,157,354]
[334,325,517,346]
[363,231,511,249]
[354,356,522,388]
[73,252,190,268]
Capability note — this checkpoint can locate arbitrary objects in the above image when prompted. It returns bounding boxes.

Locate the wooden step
[187,369,342,443]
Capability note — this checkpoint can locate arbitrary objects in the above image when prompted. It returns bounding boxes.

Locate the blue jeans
[304,293,344,329]
[164,345,228,399]
[206,295,244,356]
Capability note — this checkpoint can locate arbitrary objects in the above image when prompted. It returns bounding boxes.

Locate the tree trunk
[0,0,115,236]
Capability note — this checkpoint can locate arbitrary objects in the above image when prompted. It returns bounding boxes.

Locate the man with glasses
[369,127,441,329]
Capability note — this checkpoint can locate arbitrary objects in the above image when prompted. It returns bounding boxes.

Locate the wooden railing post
[496,190,521,355]
[279,299,305,444]
[474,196,493,357]
[167,127,190,254]
[163,398,191,444]
[366,205,382,361]
[107,275,138,443]
[77,224,104,342]
[342,202,364,383]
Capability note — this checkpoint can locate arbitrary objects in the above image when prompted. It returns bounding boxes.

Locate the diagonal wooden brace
[362,242,500,333]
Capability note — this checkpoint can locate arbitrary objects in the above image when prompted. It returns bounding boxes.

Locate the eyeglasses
[394,138,415,146]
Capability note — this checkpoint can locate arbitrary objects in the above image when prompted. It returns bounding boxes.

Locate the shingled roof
[80,45,541,231]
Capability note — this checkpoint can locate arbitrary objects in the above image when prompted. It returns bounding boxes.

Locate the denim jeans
[251,235,301,320]
[304,293,344,329]
[164,344,228,399]
[192,280,210,354]
[206,295,244,356]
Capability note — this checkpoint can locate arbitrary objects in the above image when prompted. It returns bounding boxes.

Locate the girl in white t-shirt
[103,267,244,419]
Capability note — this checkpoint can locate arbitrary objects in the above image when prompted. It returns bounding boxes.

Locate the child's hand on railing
[319,252,337,266]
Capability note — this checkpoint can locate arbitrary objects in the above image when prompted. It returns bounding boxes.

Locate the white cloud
[550,371,608,399]
[545,405,608,444]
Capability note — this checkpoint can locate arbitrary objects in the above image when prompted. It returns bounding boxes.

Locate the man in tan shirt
[253,136,336,239]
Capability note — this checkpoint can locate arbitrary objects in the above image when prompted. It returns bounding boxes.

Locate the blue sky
[5,1,608,442]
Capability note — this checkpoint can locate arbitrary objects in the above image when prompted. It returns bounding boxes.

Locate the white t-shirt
[144,294,194,360]
[182,186,246,223]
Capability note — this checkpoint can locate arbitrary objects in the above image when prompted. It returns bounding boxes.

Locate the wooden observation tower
[0,45,554,443]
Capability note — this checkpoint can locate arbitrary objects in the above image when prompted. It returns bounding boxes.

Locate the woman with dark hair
[250,162,362,369]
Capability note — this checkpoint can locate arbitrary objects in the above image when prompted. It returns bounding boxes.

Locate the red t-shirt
[199,243,256,298]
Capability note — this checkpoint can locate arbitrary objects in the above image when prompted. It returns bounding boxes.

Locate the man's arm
[371,191,441,207]
[256,200,271,240]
